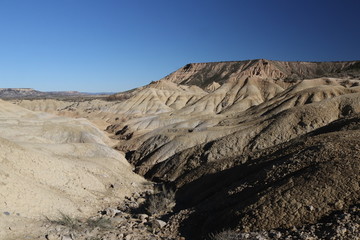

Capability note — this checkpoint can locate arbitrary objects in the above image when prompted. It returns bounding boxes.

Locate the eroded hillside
[0,100,146,239]
[8,59,360,239]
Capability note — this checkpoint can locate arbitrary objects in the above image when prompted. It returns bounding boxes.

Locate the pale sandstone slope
[0,100,146,239]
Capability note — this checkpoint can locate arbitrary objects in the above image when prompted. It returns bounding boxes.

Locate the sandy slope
[0,100,146,239]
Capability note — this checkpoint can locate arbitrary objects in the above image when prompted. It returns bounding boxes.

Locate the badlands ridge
[1,59,360,239]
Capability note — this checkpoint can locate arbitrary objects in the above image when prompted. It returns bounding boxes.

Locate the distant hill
[0,88,110,99]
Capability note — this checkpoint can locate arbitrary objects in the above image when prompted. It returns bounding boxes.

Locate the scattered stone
[151,219,167,229]
[48,192,353,239]
[104,207,122,217]
[137,197,146,205]
[44,190,178,240]
[206,204,360,240]
[125,234,133,240]
[335,200,344,210]
[138,214,149,222]
[61,235,73,240]
[46,233,60,240]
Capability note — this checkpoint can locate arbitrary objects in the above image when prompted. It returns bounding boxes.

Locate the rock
[46,233,60,240]
[137,197,146,205]
[335,200,344,210]
[55,226,65,232]
[61,235,73,240]
[255,235,267,240]
[125,234,133,240]
[151,219,166,229]
[138,214,149,222]
[104,207,122,217]
[308,205,315,211]
[269,231,282,238]
[337,227,347,235]
[106,233,118,240]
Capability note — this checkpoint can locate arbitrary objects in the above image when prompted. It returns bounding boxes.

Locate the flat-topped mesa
[160,59,360,89]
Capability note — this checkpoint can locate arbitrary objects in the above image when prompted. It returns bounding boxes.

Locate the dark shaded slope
[171,115,360,239]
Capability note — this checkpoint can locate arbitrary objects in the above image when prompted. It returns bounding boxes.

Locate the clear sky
[0,0,359,92]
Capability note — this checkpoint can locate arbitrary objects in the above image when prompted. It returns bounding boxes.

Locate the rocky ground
[43,190,181,240]
[42,193,359,240]
[211,205,360,240]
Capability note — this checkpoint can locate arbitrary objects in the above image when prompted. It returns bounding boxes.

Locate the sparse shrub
[46,212,81,230]
[86,217,112,230]
[146,185,176,216]
[46,212,112,232]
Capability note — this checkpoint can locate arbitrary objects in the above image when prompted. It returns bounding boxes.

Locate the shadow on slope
[173,115,360,239]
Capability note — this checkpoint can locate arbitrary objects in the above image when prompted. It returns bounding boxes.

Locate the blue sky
[0,0,359,92]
